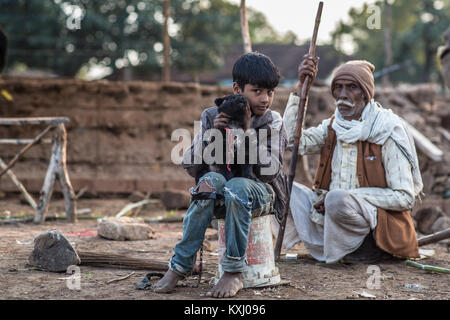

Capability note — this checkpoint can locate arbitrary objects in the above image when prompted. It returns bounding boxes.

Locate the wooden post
[34,124,77,223]
[162,0,171,82]
[240,0,252,53]
[57,123,77,223]
[0,117,76,224]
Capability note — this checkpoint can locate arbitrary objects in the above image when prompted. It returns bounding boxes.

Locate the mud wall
[0,78,448,203]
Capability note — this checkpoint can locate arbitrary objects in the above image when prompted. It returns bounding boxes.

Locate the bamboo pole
[274,2,323,261]
[406,260,450,274]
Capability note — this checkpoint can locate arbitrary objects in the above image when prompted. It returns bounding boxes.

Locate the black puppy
[210,94,252,181]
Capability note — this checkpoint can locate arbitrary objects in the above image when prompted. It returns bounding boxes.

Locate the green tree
[0,0,165,77]
[0,0,297,79]
[330,0,450,83]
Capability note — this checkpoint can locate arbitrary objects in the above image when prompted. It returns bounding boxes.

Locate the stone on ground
[97,216,152,241]
[28,229,80,272]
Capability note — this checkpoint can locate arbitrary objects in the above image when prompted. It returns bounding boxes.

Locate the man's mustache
[335,99,355,108]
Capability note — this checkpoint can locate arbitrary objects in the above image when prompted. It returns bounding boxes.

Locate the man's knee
[324,189,352,216]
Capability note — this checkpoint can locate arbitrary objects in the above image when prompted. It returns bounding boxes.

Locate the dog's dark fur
[210,94,252,181]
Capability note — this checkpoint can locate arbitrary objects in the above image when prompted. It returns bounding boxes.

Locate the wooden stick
[240,0,252,53]
[78,251,169,271]
[0,157,37,209]
[418,228,450,246]
[116,199,159,218]
[33,136,58,224]
[0,138,52,144]
[274,2,323,261]
[404,122,443,162]
[0,125,54,179]
[56,123,77,222]
[144,216,184,224]
[106,271,136,284]
[0,117,69,126]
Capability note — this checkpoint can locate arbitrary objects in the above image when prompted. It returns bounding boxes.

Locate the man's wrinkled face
[233,83,274,116]
[332,79,367,120]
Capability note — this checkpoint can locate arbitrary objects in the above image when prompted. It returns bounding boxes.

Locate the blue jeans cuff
[220,254,247,273]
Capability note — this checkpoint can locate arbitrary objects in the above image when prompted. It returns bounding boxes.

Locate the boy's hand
[298,54,319,93]
[214,112,231,129]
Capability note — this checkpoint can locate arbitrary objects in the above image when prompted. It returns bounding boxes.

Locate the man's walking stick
[274,2,323,261]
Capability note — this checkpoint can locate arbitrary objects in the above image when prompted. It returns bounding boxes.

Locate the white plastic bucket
[215,215,280,288]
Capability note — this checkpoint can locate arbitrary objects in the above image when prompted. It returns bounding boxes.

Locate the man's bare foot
[151,269,184,293]
[206,272,243,298]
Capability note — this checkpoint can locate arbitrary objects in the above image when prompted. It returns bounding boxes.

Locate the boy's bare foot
[151,269,184,293]
[206,272,243,298]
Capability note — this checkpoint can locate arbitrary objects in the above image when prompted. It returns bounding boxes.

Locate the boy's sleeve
[181,110,210,179]
[253,111,286,183]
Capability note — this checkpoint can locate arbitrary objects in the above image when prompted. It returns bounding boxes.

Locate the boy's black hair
[232,51,280,91]
[0,29,7,73]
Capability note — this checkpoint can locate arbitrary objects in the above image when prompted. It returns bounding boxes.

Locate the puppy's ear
[214,97,225,106]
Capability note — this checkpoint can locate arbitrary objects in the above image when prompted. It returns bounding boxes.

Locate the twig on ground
[106,271,136,284]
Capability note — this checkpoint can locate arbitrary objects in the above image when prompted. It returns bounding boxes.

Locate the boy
[152,52,289,298]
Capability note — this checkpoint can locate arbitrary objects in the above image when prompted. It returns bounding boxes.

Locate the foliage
[331,0,450,83]
[0,0,295,79]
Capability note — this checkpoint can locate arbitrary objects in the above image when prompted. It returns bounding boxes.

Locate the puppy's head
[215,94,248,124]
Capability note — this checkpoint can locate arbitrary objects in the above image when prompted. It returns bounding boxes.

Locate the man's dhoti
[273,182,379,263]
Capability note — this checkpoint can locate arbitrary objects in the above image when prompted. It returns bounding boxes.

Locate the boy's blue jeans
[169,172,273,277]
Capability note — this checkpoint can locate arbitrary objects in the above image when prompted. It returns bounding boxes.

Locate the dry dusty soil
[0,198,449,307]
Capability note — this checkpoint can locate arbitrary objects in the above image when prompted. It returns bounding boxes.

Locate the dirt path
[0,198,449,300]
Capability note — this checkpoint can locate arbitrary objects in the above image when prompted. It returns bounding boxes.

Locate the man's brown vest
[313,118,419,259]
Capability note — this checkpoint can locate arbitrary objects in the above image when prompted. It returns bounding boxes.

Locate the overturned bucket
[214,215,280,288]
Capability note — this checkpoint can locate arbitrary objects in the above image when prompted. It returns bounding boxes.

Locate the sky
[228,0,376,45]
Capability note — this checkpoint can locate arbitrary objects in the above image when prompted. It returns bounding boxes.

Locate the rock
[155,189,191,210]
[28,230,80,272]
[97,217,152,241]
[431,216,450,234]
[414,206,444,235]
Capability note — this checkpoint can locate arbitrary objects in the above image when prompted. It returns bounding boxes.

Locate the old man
[280,58,423,264]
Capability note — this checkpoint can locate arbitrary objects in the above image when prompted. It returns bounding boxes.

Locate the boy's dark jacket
[182,106,290,220]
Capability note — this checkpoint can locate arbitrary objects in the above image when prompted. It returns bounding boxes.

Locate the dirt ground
[0,197,449,301]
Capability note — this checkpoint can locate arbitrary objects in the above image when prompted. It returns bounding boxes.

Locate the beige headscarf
[331,60,375,102]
